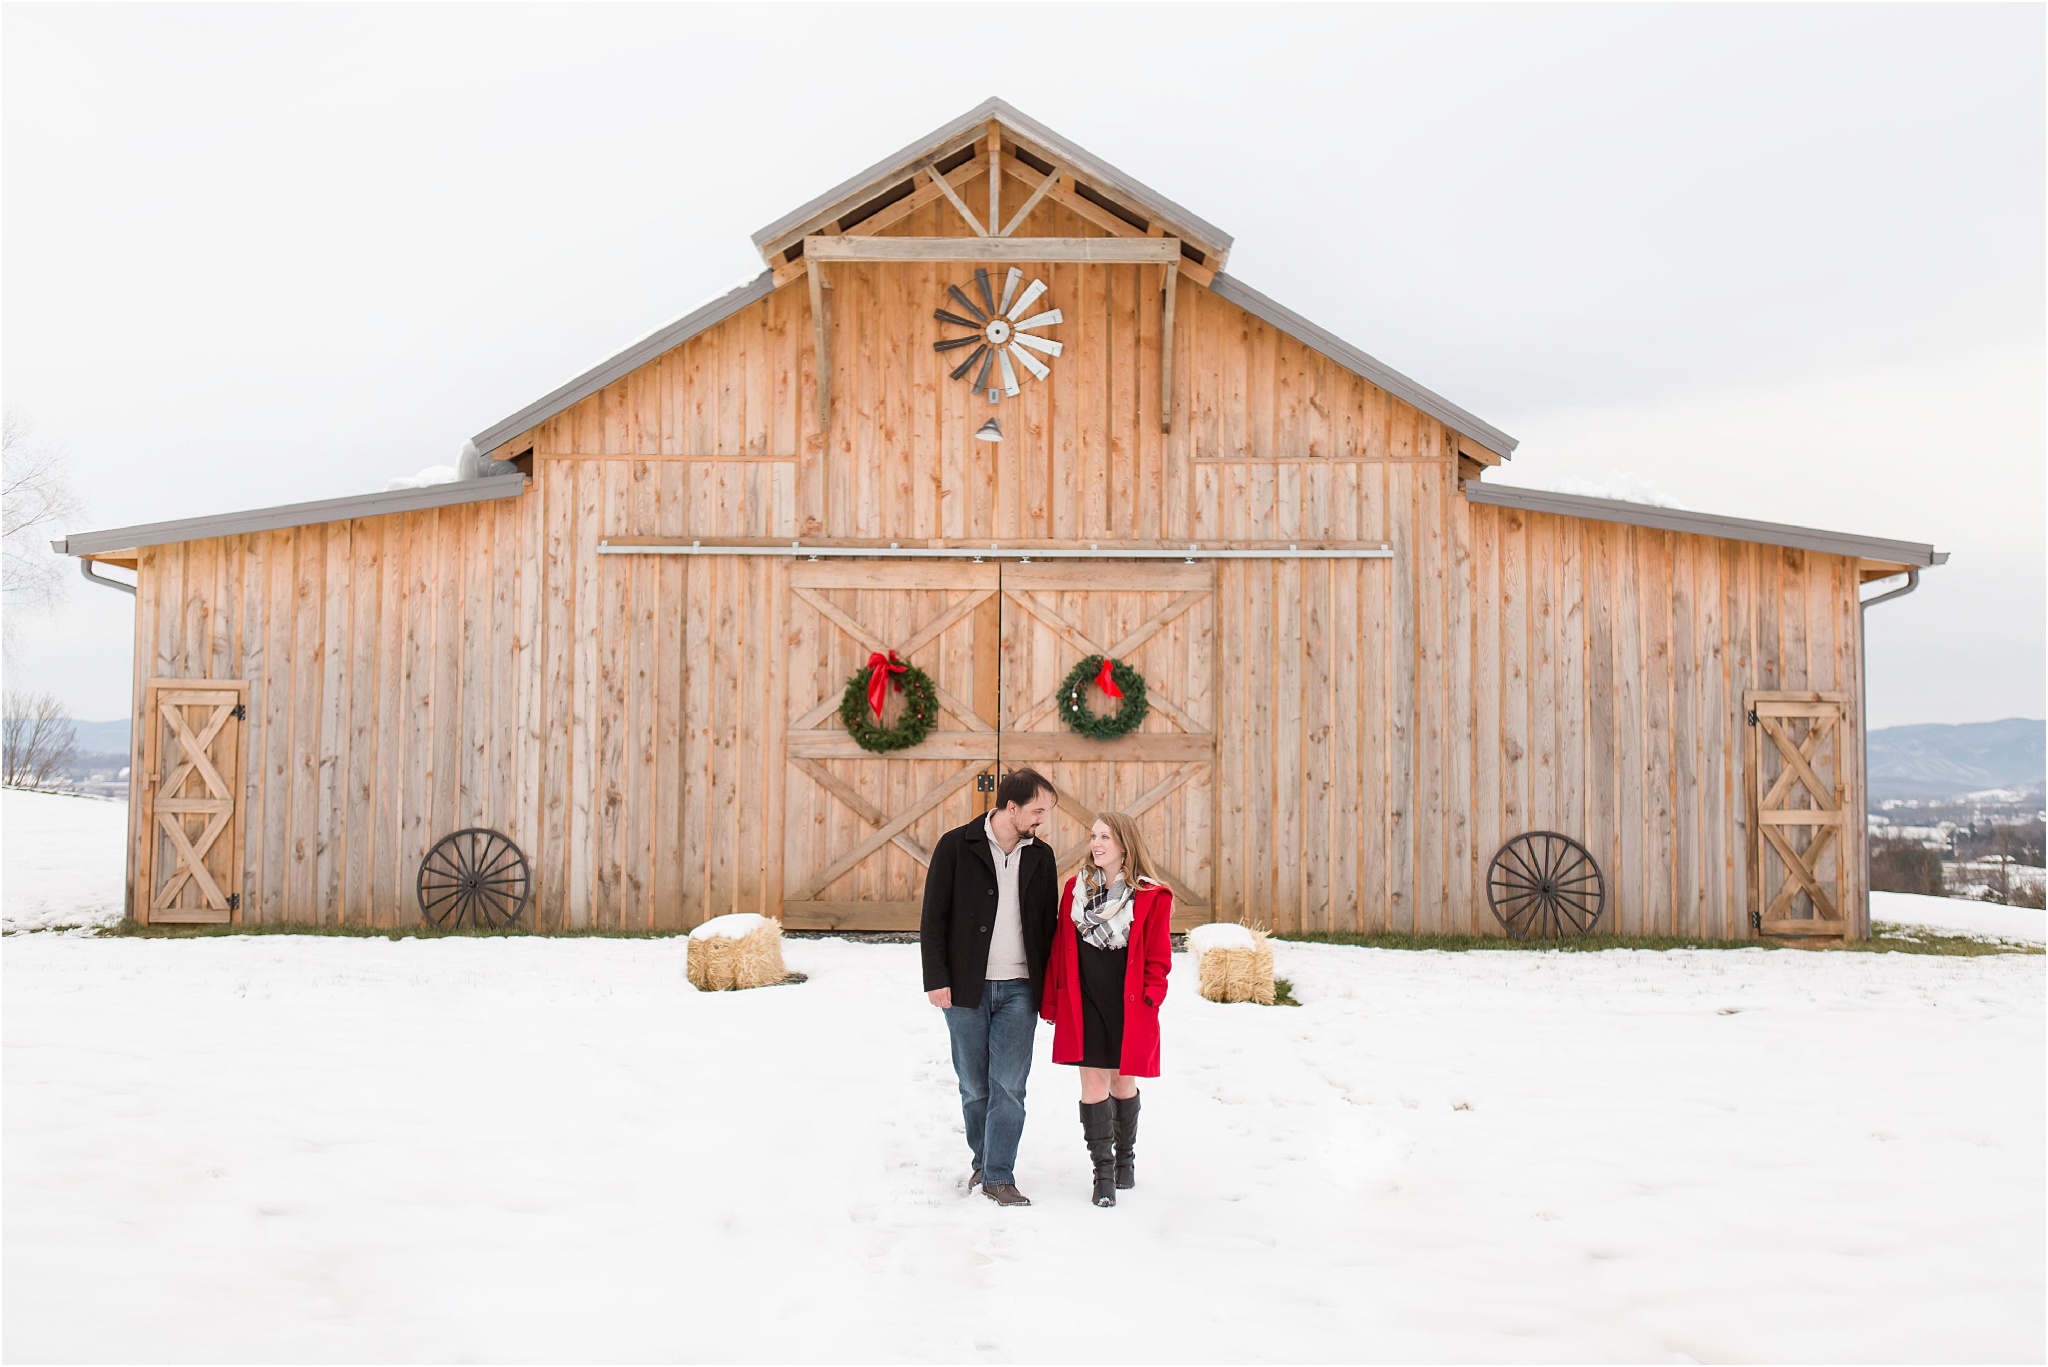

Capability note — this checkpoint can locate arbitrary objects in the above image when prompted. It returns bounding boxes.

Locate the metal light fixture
[975,417,1003,443]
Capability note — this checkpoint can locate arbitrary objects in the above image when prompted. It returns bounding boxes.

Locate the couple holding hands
[919,767,1172,1209]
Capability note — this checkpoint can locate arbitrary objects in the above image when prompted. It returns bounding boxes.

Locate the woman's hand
[927,987,952,1009]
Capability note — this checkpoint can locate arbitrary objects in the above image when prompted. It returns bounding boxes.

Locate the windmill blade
[974,267,995,315]
[950,342,989,382]
[1006,278,1047,320]
[945,285,988,324]
[934,307,984,329]
[998,348,1020,397]
[1008,344,1049,382]
[998,267,1023,315]
[971,348,996,393]
[933,335,980,353]
[1012,308,1062,332]
[1012,332,1063,358]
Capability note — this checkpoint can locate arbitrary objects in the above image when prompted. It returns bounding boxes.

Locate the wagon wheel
[1487,831,1605,939]
[417,828,531,929]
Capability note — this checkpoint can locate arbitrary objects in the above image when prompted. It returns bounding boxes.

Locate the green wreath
[839,655,940,753]
[1059,655,1150,740]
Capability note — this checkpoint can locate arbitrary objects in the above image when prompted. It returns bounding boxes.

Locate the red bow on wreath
[866,650,907,718]
[1094,657,1125,700]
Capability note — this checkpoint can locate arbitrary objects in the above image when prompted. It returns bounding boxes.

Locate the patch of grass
[98,919,690,941]
[1275,930,1762,953]
[1862,922,2043,957]
[1276,927,2040,956]
[1270,976,1302,1006]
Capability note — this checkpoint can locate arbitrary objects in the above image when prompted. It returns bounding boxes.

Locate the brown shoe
[982,1182,1032,1207]
[966,1168,983,1195]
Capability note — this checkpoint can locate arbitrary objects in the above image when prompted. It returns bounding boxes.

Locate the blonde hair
[1085,811,1161,892]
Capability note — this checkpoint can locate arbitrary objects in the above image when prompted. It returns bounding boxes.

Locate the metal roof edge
[1464,481,1947,566]
[468,272,776,456]
[749,97,1233,260]
[1209,273,1520,458]
[55,473,529,558]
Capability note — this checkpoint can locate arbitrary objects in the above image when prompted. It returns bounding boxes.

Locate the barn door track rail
[598,540,1393,561]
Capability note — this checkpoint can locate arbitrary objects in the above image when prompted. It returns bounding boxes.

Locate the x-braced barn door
[782,563,1001,930]
[139,680,248,925]
[998,562,1215,927]
[1745,690,1855,941]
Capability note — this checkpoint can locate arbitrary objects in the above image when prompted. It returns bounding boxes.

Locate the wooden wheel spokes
[1487,831,1606,939]
[417,828,532,929]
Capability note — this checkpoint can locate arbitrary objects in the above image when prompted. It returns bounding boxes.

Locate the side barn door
[1745,690,1856,941]
[999,562,1215,927]
[139,679,248,925]
[782,562,1001,930]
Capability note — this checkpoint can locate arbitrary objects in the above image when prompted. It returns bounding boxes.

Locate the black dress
[1074,936,1127,1069]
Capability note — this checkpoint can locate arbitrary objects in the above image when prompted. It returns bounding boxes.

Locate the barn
[58,99,1945,942]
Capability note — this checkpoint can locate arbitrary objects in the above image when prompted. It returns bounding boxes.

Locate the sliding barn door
[1745,690,1854,941]
[782,563,1001,929]
[998,562,1215,926]
[138,680,247,925]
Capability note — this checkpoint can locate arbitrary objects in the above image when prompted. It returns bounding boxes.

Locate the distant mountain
[1867,719,2045,801]
[65,719,131,756]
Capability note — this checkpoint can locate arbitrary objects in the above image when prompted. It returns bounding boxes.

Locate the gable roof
[751,97,1234,272]
[470,99,1519,460]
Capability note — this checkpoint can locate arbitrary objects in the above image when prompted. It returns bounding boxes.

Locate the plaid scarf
[1074,874,1136,950]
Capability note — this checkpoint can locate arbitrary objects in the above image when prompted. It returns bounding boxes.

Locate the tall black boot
[1079,1100,1117,1207]
[1112,1092,1141,1190]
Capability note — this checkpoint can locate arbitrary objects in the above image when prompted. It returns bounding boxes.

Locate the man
[921,767,1059,1207]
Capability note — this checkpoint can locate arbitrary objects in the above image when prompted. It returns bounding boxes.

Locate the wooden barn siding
[520,184,1449,544]
[127,159,1866,932]
[1451,501,1865,939]
[129,497,544,926]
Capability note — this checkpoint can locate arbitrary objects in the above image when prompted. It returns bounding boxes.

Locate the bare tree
[3,410,83,654]
[2,691,78,789]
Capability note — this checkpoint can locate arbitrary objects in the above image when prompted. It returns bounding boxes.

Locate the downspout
[1857,568,1921,934]
[78,559,137,596]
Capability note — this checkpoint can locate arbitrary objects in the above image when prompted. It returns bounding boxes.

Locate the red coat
[1041,875,1173,1077]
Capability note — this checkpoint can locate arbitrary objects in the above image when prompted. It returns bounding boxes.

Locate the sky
[3,2,2042,728]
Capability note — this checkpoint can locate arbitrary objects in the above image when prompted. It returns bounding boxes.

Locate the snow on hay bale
[685,913,786,991]
[1188,921,1274,1005]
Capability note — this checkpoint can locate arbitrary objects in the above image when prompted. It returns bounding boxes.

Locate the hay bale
[685,912,786,991]
[1188,921,1274,1005]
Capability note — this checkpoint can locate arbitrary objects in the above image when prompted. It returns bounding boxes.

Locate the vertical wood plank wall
[126,168,1868,933]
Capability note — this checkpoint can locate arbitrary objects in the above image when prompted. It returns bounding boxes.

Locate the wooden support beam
[1160,260,1178,434]
[931,166,988,236]
[987,123,1000,238]
[805,235,1182,264]
[999,163,1062,237]
[808,258,830,432]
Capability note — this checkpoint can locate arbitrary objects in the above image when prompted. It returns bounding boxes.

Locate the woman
[1040,811,1173,1207]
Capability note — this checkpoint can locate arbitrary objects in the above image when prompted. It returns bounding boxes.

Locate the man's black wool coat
[919,816,1059,1011]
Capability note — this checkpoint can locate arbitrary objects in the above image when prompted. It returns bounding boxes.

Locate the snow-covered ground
[4,788,2043,1361]
[1,787,128,932]
[4,933,2040,1362]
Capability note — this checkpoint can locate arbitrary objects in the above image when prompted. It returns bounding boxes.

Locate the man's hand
[927,987,953,1009]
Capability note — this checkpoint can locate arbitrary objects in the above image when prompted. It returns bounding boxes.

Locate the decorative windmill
[932,266,1063,439]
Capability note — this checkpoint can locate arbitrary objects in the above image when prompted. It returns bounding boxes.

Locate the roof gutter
[1466,482,1946,567]
[52,472,529,559]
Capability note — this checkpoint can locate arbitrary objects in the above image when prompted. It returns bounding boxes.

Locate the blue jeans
[943,979,1037,1186]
